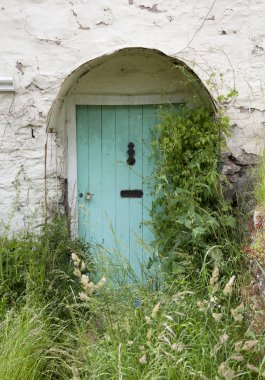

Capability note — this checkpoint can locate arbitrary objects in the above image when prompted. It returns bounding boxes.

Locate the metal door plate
[120,190,143,198]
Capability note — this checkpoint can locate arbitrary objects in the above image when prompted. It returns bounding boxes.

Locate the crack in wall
[138,4,163,13]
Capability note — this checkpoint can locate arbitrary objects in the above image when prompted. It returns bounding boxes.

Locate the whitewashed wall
[0,0,264,231]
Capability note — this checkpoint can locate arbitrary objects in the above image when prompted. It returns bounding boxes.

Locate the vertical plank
[87,106,103,245]
[76,105,90,241]
[142,105,157,263]
[115,106,130,267]
[128,105,144,279]
[101,106,116,251]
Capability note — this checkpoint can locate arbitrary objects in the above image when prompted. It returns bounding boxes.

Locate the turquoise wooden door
[76,105,157,280]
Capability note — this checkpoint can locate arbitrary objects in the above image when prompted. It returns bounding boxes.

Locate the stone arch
[47,47,215,232]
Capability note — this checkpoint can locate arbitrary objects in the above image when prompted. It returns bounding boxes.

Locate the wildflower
[171,342,186,352]
[73,268,81,278]
[242,340,258,351]
[96,276,107,289]
[223,275,236,296]
[217,362,235,380]
[79,292,90,302]
[71,253,81,267]
[212,313,223,322]
[127,340,134,346]
[80,261,86,271]
[139,354,147,364]
[151,302,161,318]
[139,345,145,351]
[219,333,229,344]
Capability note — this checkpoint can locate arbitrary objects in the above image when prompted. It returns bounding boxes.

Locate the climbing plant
[150,104,237,275]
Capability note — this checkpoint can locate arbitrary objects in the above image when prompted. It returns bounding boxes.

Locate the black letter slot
[120,190,143,198]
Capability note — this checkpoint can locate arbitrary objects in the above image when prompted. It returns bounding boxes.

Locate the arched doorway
[48,48,214,280]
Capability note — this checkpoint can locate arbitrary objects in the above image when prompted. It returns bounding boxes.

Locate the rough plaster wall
[0,0,264,230]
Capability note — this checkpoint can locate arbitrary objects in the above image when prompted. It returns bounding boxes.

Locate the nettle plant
[150,103,237,275]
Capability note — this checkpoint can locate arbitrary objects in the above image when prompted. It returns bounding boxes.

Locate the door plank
[76,105,90,240]
[128,105,144,278]
[142,105,157,266]
[101,106,116,251]
[115,106,130,266]
[87,106,103,245]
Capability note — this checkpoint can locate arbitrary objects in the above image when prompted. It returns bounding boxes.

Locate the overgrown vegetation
[150,104,239,275]
[0,105,264,379]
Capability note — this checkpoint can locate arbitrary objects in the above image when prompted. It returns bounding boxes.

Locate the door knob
[85,192,93,200]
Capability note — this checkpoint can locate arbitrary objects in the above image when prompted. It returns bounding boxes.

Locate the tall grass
[0,303,76,380]
[0,213,263,379]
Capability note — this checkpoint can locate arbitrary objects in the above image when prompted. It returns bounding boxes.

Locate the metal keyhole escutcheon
[85,192,93,201]
[127,142,135,165]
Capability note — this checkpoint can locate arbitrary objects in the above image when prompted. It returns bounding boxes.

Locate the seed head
[73,268,82,278]
[246,363,259,373]
[212,313,223,321]
[223,275,236,296]
[147,328,152,341]
[210,266,219,286]
[80,274,89,287]
[242,340,258,351]
[230,354,243,362]
[219,333,229,344]
[171,342,186,352]
[96,276,107,289]
[80,261,86,271]
[218,362,235,380]
[79,292,90,302]
[145,316,151,324]
[231,302,244,322]
[151,302,161,318]
[71,253,81,267]
[139,354,147,364]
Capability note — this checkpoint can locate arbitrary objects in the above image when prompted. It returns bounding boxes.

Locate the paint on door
[76,105,158,279]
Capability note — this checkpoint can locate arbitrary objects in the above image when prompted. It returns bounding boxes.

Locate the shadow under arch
[47,47,215,133]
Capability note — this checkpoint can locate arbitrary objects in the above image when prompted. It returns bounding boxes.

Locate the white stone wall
[0,0,264,230]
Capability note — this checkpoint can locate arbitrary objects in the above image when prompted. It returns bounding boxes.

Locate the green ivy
[150,104,236,275]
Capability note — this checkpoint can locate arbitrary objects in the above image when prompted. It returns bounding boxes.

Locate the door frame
[66,93,185,236]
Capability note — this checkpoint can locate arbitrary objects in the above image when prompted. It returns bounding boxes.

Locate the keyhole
[127,142,135,165]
